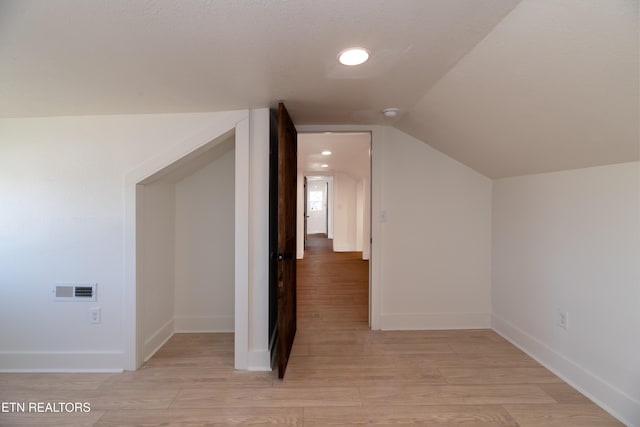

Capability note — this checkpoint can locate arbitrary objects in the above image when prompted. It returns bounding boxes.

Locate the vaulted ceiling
[1,0,637,178]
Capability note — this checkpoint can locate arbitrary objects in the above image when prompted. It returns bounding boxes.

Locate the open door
[269,103,298,378]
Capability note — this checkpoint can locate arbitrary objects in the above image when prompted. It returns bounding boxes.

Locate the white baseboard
[247,349,271,371]
[174,315,234,332]
[380,312,491,330]
[143,318,175,362]
[492,314,639,427]
[332,245,358,252]
[0,351,125,372]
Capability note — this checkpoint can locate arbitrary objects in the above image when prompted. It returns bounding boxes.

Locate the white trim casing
[234,117,250,370]
[124,110,249,371]
[381,313,491,330]
[296,124,381,330]
[247,109,272,371]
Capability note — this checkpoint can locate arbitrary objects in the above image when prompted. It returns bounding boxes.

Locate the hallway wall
[332,172,358,252]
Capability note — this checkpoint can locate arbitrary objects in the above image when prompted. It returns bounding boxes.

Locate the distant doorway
[296,132,371,325]
[306,177,330,236]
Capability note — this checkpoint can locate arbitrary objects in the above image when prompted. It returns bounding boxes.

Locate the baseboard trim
[247,349,271,371]
[174,315,234,332]
[332,246,358,252]
[380,312,491,330]
[492,314,639,427]
[0,351,125,372]
[143,318,175,362]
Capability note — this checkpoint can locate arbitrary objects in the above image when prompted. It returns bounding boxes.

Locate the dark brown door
[269,103,297,379]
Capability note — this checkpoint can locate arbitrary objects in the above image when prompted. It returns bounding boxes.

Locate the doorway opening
[306,176,332,239]
[135,134,236,367]
[297,132,371,329]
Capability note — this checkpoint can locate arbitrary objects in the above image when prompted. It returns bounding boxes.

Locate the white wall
[138,181,176,361]
[327,176,334,239]
[174,143,235,333]
[356,179,364,252]
[492,161,640,426]
[362,176,370,260]
[379,127,493,330]
[297,124,492,332]
[296,170,305,259]
[355,177,371,260]
[333,172,358,252]
[0,112,243,371]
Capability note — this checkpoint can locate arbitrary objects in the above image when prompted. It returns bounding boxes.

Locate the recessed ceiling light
[321,164,329,168]
[338,48,370,66]
[382,108,399,118]
[321,150,332,156]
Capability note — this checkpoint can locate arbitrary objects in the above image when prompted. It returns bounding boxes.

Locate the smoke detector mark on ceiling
[383,108,399,118]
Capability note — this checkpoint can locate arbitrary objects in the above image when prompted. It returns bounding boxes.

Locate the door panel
[269,103,297,379]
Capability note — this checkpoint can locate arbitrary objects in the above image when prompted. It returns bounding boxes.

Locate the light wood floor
[0,234,622,426]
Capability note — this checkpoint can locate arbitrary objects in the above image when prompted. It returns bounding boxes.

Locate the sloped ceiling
[396,0,640,177]
[0,0,637,178]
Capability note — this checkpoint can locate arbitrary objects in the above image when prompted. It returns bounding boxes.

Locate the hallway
[296,234,369,332]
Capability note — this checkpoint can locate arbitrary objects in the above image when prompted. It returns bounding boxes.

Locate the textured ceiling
[0,0,637,178]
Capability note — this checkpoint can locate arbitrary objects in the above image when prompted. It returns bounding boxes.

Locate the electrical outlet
[558,310,568,329]
[90,307,101,324]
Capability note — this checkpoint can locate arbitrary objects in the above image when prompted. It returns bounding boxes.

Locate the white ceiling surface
[298,133,370,180]
[0,0,517,121]
[1,0,637,178]
[396,0,640,178]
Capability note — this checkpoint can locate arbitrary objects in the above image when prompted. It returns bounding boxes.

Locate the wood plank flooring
[0,234,623,426]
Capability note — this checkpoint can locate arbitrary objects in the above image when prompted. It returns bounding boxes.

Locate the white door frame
[296,125,382,330]
[123,111,250,370]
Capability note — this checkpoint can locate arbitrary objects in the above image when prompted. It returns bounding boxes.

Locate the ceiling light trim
[338,48,370,66]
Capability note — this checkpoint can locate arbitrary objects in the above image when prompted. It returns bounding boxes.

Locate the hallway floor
[0,234,622,425]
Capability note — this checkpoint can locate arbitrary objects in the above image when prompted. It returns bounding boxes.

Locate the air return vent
[52,283,97,302]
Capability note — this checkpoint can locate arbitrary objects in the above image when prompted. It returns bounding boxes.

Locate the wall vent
[52,283,97,302]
